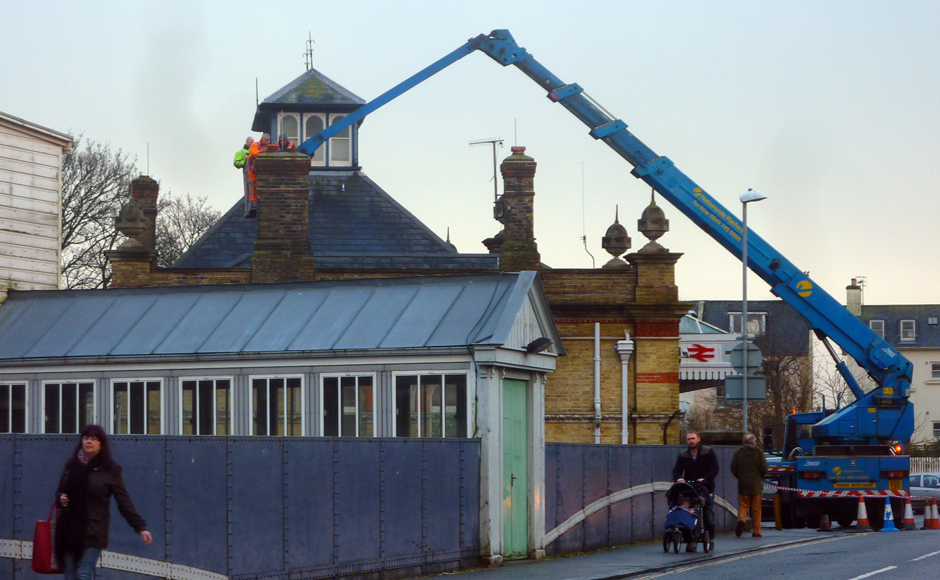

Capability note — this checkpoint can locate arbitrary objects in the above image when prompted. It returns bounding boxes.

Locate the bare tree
[154,191,221,268]
[60,136,137,288]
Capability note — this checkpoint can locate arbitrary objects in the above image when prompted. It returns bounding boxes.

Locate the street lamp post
[739,188,767,434]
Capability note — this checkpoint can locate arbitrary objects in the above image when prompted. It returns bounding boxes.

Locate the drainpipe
[616,334,635,444]
[594,323,601,444]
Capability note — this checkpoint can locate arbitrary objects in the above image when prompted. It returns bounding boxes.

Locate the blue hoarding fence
[544,443,738,556]
[0,435,480,580]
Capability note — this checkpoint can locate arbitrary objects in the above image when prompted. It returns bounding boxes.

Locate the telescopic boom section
[297,31,913,431]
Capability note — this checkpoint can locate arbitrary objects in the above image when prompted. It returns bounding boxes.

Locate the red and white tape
[763,483,909,498]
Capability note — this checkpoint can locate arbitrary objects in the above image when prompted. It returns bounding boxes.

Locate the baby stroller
[663,481,710,554]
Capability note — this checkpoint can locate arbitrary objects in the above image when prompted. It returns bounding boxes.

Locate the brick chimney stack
[129,175,159,254]
[251,148,315,282]
[497,146,540,271]
[846,278,862,315]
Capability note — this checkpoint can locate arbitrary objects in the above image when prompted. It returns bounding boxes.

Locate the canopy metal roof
[0,273,560,362]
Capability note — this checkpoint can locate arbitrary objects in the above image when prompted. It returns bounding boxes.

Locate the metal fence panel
[543,443,558,556]
[582,445,609,552]
[166,437,227,574]
[229,438,284,575]
[106,438,166,561]
[0,437,14,539]
[554,444,585,553]
[0,437,13,580]
[284,438,335,569]
[545,443,737,557]
[716,446,736,530]
[335,439,381,567]
[460,441,481,557]
[424,441,462,556]
[630,446,654,543]
[607,446,632,546]
[381,439,423,562]
[13,436,79,580]
[652,446,680,541]
[2,436,479,579]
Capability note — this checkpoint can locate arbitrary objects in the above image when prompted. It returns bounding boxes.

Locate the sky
[3,0,940,305]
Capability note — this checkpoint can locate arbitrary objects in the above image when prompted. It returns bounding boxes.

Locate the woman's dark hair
[66,424,114,469]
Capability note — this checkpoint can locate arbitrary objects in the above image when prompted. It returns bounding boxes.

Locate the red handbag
[31,503,62,574]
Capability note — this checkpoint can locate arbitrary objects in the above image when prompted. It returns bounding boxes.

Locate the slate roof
[696,300,812,356]
[260,68,365,110]
[172,171,499,270]
[859,304,940,348]
[0,273,560,362]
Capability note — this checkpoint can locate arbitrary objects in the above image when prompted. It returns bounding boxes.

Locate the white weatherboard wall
[0,112,72,291]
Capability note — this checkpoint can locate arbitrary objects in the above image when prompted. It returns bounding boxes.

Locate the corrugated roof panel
[198,290,288,354]
[380,284,465,349]
[154,292,243,354]
[243,289,330,352]
[425,280,513,346]
[287,287,374,351]
[26,295,118,358]
[0,298,72,358]
[111,293,202,355]
[69,295,159,356]
[331,285,420,350]
[0,273,562,361]
[467,287,513,343]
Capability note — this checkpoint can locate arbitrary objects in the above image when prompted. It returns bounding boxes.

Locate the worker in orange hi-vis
[246,133,271,203]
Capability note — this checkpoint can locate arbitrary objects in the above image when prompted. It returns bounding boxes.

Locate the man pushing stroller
[673,431,719,552]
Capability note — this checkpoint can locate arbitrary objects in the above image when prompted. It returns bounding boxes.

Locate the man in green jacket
[730,433,769,537]
[234,137,254,169]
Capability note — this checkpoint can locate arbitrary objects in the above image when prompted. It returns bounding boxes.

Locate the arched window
[278,113,300,146]
[304,113,326,166]
[329,114,351,165]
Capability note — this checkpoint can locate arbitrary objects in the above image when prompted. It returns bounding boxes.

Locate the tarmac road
[425,514,935,580]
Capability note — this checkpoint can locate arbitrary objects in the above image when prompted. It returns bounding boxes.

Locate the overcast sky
[4,0,939,305]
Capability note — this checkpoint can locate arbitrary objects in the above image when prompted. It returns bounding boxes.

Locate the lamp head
[740,188,767,204]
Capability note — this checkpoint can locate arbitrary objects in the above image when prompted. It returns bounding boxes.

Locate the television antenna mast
[304,32,315,70]
[469,138,504,202]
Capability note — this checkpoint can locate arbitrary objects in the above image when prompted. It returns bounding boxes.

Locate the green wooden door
[502,379,528,559]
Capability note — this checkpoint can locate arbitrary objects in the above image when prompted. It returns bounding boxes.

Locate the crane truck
[288,30,913,529]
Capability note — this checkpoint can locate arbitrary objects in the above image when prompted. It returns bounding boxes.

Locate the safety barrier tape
[0,539,228,580]
[763,483,910,498]
[768,466,794,473]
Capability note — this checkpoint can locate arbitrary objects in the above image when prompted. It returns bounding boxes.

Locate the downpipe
[594,323,601,444]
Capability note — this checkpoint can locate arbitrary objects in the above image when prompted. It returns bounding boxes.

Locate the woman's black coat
[56,460,147,550]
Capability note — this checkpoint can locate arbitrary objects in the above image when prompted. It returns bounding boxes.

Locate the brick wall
[106,147,690,446]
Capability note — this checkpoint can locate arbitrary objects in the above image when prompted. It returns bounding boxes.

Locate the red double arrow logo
[687,344,715,362]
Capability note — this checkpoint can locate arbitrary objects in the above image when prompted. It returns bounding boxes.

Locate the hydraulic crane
[296,30,913,527]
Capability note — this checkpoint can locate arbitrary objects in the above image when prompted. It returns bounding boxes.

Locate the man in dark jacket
[673,431,720,551]
[730,432,769,537]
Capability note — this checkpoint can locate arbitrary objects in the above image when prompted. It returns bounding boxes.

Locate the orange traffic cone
[923,498,935,530]
[817,512,833,532]
[931,498,940,530]
[901,497,916,530]
[855,497,873,532]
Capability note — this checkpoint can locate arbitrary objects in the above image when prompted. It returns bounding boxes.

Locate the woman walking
[55,425,151,580]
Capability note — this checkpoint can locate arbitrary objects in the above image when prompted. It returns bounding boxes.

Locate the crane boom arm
[297,30,913,442]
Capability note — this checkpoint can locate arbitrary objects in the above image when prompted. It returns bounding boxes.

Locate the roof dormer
[251,68,365,170]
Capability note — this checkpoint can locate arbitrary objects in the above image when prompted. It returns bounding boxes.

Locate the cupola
[252,67,365,170]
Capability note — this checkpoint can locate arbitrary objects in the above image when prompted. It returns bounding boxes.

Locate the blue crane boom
[297,30,913,446]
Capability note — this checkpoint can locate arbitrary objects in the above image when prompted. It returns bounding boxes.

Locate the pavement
[427,514,929,580]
